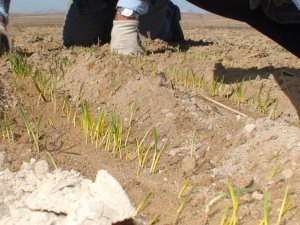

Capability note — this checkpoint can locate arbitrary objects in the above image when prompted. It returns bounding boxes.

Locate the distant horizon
[9,0,205,14]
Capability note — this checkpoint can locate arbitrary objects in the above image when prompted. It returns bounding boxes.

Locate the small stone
[223,85,234,97]
[182,156,196,173]
[252,191,263,201]
[244,124,256,133]
[282,169,294,179]
[34,160,49,176]
[226,134,232,141]
[169,148,180,156]
[161,109,170,114]
[166,112,174,118]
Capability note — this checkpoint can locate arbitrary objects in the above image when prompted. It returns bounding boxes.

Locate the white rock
[244,124,256,133]
[236,115,242,120]
[282,169,294,179]
[166,112,174,118]
[252,191,263,201]
[169,149,180,156]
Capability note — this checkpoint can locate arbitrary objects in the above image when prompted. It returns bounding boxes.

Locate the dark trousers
[187,0,300,57]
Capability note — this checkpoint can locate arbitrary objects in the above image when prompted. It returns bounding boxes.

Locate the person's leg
[63,0,117,47]
[0,0,11,53]
[139,0,184,42]
[187,0,300,57]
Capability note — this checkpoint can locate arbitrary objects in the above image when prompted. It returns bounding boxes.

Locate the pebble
[252,191,263,201]
[168,148,180,157]
[282,169,294,179]
[226,134,232,141]
[236,115,242,120]
[161,109,170,114]
[182,156,196,173]
[166,112,174,118]
[244,124,256,133]
[223,85,234,97]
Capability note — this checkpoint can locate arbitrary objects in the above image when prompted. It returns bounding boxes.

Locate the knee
[62,2,116,47]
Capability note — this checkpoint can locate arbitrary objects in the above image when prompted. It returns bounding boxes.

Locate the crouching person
[63,0,184,55]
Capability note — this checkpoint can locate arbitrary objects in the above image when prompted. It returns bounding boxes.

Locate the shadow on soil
[150,39,214,54]
[213,63,300,121]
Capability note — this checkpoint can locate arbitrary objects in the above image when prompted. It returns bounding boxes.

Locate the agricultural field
[0,13,300,225]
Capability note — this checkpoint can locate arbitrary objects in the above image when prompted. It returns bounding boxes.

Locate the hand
[110,20,145,56]
[0,22,11,55]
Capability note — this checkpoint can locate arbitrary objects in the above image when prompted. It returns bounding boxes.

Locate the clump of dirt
[0,14,299,225]
[0,157,136,225]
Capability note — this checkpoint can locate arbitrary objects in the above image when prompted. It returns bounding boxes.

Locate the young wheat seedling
[73,81,85,127]
[150,128,166,174]
[136,129,151,166]
[81,101,93,144]
[206,185,255,218]
[62,94,72,121]
[270,98,279,120]
[233,80,246,106]
[220,180,240,225]
[270,150,281,181]
[32,69,51,104]
[174,185,197,225]
[20,106,42,153]
[260,88,272,114]
[0,113,14,143]
[136,192,153,214]
[178,178,191,198]
[220,205,230,225]
[94,111,107,149]
[190,129,196,157]
[276,186,292,225]
[259,189,271,225]
[9,52,32,79]
[46,150,58,170]
[148,214,160,225]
